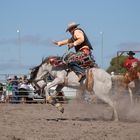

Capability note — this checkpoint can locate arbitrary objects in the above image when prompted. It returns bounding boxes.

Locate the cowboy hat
[127,51,135,55]
[66,22,80,32]
[7,76,12,80]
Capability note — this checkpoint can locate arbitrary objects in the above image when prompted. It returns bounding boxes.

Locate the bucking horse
[29,52,119,121]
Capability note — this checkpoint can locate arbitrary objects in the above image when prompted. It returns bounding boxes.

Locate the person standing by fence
[5,77,13,102]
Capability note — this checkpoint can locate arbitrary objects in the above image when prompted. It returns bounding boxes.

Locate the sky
[0,0,140,75]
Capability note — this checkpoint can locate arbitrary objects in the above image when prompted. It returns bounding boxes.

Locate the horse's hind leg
[98,95,118,121]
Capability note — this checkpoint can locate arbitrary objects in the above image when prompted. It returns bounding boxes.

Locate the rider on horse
[53,22,93,82]
[123,51,140,84]
[123,51,139,71]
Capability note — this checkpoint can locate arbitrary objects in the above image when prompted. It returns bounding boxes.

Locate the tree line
[107,55,128,74]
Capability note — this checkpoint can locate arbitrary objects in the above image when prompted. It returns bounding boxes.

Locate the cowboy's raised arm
[53,39,72,46]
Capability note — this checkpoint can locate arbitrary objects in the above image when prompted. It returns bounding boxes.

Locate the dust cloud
[66,88,140,122]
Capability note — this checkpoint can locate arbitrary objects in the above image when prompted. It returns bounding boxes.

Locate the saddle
[64,52,96,69]
[48,53,96,70]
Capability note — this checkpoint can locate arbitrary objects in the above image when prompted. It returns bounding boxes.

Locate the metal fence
[0,74,76,104]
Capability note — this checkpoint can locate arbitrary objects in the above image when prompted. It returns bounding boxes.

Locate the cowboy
[53,22,93,82]
[123,51,140,86]
[123,51,139,71]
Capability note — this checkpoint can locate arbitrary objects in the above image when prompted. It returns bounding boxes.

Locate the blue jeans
[68,61,85,75]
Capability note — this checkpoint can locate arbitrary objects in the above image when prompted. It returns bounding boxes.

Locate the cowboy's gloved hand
[68,43,74,50]
[52,40,59,45]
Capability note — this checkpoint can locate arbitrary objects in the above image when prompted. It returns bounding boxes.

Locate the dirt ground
[0,97,140,140]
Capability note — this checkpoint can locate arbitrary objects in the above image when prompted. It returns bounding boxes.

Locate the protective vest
[70,28,93,52]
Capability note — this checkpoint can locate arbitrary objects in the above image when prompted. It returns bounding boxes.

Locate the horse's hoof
[47,96,56,105]
[60,107,64,113]
[55,103,64,113]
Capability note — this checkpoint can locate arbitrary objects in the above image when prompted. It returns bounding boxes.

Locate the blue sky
[0,0,140,74]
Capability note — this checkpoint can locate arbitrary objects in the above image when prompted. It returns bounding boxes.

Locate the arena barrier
[0,74,76,104]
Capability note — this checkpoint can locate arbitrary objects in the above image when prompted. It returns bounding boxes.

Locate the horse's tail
[85,69,94,92]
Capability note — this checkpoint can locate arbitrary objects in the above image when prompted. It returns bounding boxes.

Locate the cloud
[0,62,32,71]
[117,42,140,51]
[21,35,50,46]
[0,35,51,46]
[0,38,17,45]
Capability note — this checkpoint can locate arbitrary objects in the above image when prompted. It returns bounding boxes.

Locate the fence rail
[0,73,76,104]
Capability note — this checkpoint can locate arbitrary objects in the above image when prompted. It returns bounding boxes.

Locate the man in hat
[53,22,93,82]
[123,51,140,87]
[123,51,139,71]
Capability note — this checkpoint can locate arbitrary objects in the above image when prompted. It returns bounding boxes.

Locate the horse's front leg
[128,81,136,104]
[44,77,64,113]
[45,77,64,95]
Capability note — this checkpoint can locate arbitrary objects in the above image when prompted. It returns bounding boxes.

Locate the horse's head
[131,62,138,68]
[124,61,140,83]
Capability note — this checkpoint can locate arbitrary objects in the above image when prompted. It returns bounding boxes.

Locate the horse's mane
[29,65,40,80]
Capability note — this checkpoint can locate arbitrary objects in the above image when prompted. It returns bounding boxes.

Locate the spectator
[18,75,29,90]
[11,75,19,101]
[0,82,5,102]
[5,77,13,102]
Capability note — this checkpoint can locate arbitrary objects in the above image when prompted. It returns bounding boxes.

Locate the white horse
[29,56,118,121]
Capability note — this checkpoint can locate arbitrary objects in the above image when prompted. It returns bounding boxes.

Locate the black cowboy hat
[66,22,80,32]
[127,51,135,55]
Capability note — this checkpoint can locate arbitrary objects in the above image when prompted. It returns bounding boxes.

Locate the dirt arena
[1,96,140,140]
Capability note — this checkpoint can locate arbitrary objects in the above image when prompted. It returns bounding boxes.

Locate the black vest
[70,28,93,52]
